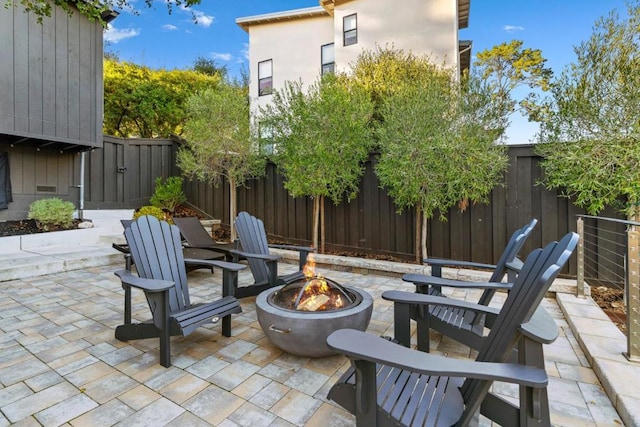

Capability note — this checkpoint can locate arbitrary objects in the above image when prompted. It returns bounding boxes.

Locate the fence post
[576,217,585,297]
[625,225,640,362]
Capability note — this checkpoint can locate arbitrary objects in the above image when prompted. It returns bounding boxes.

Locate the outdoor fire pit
[255,258,373,357]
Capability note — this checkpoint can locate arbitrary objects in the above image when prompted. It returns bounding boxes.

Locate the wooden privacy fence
[184,144,625,275]
[82,136,179,209]
[87,137,627,276]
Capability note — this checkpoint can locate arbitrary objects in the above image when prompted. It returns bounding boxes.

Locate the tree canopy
[103,58,221,138]
[4,0,202,25]
[375,62,508,258]
[534,1,640,218]
[259,74,374,249]
[474,40,552,133]
[177,83,265,240]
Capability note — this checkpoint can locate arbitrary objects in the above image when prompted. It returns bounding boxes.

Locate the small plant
[133,206,170,223]
[149,176,186,214]
[27,198,75,231]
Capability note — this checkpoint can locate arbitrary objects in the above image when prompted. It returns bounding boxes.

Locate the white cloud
[211,52,232,61]
[104,24,140,43]
[503,25,525,33]
[192,9,215,27]
[162,24,178,31]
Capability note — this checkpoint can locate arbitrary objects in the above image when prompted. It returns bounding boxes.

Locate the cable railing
[576,215,640,362]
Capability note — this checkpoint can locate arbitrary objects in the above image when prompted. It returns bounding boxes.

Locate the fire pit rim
[267,279,363,314]
[256,284,373,320]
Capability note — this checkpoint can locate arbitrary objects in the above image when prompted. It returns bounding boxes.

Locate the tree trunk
[415,206,422,263]
[421,210,428,261]
[320,196,325,253]
[229,177,237,242]
[312,196,320,249]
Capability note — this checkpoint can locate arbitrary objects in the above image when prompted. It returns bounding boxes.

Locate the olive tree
[259,74,374,251]
[177,83,265,240]
[535,1,640,219]
[376,66,508,259]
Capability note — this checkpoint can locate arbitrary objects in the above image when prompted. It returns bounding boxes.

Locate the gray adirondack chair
[114,215,245,368]
[327,232,578,426]
[230,211,315,298]
[401,219,537,351]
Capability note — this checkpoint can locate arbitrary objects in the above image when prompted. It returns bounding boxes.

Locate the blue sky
[105,0,628,143]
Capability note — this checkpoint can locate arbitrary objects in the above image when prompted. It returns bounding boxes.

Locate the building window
[258,59,273,96]
[321,43,335,75]
[343,14,357,46]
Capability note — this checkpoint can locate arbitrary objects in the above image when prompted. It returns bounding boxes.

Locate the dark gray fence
[82,136,178,209]
[85,137,626,276]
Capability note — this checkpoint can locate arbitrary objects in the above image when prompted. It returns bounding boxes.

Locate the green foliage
[178,83,265,187]
[4,0,202,26]
[133,206,169,223]
[192,56,228,79]
[375,69,508,221]
[535,1,640,218]
[177,82,265,239]
[474,40,552,123]
[103,58,222,138]
[149,176,186,213]
[27,198,75,230]
[348,46,445,127]
[260,74,374,205]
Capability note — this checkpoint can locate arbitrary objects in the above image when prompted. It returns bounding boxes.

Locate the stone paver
[0,258,631,426]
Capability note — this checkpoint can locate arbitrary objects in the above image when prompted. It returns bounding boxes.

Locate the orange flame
[303,253,316,279]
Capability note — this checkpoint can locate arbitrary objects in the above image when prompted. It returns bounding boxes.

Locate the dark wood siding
[0,142,79,220]
[0,3,104,149]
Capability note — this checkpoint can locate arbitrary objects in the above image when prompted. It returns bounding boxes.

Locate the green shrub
[133,206,171,223]
[28,198,75,230]
[149,176,186,213]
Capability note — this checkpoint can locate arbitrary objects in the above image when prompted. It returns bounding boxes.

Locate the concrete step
[0,245,124,282]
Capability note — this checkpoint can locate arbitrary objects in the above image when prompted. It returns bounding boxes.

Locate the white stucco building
[236,0,471,114]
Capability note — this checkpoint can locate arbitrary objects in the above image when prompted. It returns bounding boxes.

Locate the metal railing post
[625,225,640,361]
[576,217,585,297]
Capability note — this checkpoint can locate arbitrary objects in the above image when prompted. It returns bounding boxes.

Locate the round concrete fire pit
[255,279,373,357]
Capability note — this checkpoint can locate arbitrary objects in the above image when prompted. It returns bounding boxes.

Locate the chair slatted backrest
[173,217,214,247]
[476,218,538,306]
[459,232,578,419]
[235,212,271,283]
[125,215,191,312]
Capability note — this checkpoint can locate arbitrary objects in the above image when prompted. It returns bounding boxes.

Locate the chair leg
[393,302,411,348]
[353,360,377,427]
[159,290,171,368]
[123,285,132,325]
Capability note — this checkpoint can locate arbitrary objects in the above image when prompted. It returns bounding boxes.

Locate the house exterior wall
[249,14,333,115]
[332,0,459,72]
[0,4,105,149]
[241,0,461,112]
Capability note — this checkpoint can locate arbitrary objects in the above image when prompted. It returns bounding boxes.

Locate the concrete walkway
[0,221,638,426]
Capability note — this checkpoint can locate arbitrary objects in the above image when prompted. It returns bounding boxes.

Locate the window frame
[258,59,273,96]
[343,13,357,46]
[321,43,335,75]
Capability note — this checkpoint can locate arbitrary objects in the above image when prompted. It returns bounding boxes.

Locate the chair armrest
[402,274,513,290]
[506,257,524,273]
[327,329,548,388]
[382,290,501,316]
[114,270,174,292]
[520,307,559,344]
[424,257,496,271]
[229,249,280,262]
[183,258,247,272]
[269,244,315,254]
